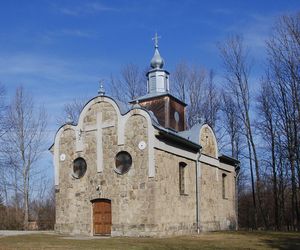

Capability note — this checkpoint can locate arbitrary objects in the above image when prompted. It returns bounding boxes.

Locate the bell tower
[130,33,186,132]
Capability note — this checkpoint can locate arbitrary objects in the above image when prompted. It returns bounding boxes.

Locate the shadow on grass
[262,232,300,250]
[233,231,300,250]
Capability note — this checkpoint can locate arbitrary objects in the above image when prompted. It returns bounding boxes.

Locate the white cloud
[39,29,99,44]
[220,13,277,59]
[0,54,101,83]
[57,2,118,16]
[60,29,97,38]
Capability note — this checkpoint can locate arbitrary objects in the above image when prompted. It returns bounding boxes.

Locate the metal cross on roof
[98,79,105,96]
[152,32,161,48]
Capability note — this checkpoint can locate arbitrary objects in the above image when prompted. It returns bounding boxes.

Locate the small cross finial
[152,32,161,48]
[98,80,105,96]
[66,114,73,124]
[133,99,140,108]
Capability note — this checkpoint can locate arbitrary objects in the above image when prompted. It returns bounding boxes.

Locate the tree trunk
[271,133,279,230]
[246,137,257,229]
[23,174,29,230]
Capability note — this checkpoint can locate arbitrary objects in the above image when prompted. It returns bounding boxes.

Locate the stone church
[50,35,239,237]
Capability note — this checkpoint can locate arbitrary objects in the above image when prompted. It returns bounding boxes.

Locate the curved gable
[52,96,156,186]
[199,124,218,158]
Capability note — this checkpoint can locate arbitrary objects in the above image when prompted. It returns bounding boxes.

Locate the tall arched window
[222,173,227,199]
[179,162,187,195]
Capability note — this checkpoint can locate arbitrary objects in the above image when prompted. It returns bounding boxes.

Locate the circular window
[72,157,87,178]
[115,151,132,174]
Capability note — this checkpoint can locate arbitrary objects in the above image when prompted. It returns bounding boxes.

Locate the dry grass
[0,231,299,250]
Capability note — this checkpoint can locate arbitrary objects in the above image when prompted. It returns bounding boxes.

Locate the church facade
[50,36,239,237]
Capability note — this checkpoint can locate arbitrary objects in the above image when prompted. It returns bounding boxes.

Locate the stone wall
[199,161,237,231]
[152,149,197,236]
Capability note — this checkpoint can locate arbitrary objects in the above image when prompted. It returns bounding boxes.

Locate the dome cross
[152,32,161,48]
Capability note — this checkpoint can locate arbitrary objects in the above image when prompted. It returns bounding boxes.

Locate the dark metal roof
[218,154,240,167]
[130,92,187,107]
[154,125,201,152]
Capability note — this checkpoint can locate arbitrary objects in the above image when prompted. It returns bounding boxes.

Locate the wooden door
[93,200,112,235]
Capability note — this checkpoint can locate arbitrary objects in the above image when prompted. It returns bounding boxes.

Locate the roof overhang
[219,154,240,170]
[130,92,187,107]
[155,125,201,152]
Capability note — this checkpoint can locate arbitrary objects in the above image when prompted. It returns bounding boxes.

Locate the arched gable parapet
[199,124,219,158]
[119,107,155,177]
[77,96,125,128]
[53,124,76,186]
[52,96,157,186]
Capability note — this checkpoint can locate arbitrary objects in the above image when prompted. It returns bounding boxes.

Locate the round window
[72,157,87,178]
[115,151,132,174]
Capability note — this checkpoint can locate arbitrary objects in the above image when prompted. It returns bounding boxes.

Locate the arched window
[222,173,227,199]
[179,162,187,195]
[73,157,87,179]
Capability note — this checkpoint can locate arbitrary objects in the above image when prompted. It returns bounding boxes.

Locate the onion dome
[150,33,164,69]
[150,47,164,69]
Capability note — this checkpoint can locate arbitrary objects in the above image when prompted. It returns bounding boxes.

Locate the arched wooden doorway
[91,199,112,236]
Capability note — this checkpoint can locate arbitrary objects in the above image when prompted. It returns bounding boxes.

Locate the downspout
[196,150,202,234]
[235,163,241,230]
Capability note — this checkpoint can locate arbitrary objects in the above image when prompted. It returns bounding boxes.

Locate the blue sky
[0,0,299,182]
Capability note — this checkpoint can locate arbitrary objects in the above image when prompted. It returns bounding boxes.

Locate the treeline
[218,13,300,231]
[0,86,54,230]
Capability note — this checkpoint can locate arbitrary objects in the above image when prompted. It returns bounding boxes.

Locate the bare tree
[110,63,146,103]
[0,83,6,165]
[173,62,189,103]
[219,35,267,228]
[57,97,87,125]
[0,83,7,138]
[172,63,221,129]
[202,70,220,129]
[0,83,9,225]
[30,179,55,230]
[186,66,207,128]
[257,76,280,229]
[220,92,243,160]
[233,12,300,232]
[2,86,47,229]
[266,12,300,230]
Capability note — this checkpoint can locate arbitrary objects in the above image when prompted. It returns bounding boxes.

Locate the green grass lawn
[0,231,299,250]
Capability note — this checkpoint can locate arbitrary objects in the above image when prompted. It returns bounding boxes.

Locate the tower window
[179,162,187,195]
[222,173,227,199]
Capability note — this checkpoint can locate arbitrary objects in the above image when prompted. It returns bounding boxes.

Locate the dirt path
[0,230,54,237]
